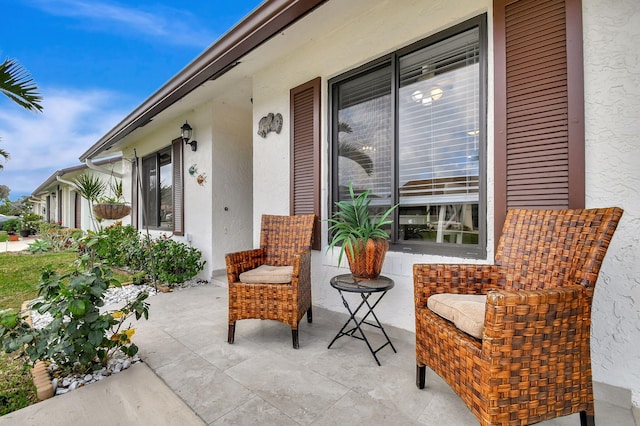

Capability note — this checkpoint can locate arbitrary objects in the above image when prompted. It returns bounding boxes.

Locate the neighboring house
[76,0,640,408]
[31,157,123,230]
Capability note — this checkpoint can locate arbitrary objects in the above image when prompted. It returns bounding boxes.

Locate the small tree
[72,173,106,230]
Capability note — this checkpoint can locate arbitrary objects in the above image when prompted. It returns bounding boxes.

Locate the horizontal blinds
[398,28,480,206]
[336,65,393,205]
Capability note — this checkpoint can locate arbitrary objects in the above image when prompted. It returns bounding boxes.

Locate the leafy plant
[0,265,149,374]
[2,218,22,233]
[21,214,43,234]
[27,239,51,254]
[150,235,205,285]
[326,182,397,267]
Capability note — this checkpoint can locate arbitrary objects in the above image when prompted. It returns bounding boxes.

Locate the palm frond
[338,142,373,175]
[0,58,43,112]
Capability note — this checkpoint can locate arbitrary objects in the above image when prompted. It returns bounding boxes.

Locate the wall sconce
[181,121,197,151]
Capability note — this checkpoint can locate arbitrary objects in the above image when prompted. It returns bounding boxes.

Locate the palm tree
[0,57,43,169]
[0,58,43,112]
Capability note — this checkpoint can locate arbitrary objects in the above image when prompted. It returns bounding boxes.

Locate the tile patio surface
[2,281,636,425]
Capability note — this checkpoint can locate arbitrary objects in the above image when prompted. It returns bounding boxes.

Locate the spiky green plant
[326,182,397,267]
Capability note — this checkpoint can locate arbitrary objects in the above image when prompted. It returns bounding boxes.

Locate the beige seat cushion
[239,265,293,284]
[427,294,487,339]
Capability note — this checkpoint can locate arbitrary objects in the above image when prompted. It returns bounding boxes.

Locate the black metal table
[327,274,397,365]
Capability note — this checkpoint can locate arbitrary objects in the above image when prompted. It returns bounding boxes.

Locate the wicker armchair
[414,208,623,426]
[226,214,315,348]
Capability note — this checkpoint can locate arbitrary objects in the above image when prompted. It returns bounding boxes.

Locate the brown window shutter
[290,77,321,250]
[172,138,184,236]
[494,0,584,243]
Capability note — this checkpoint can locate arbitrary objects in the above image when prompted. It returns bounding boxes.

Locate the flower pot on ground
[19,229,30,237]
[327,182,398,280]
[8,233,19,241]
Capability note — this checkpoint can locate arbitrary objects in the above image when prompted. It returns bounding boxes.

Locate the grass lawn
[0,250,133,415]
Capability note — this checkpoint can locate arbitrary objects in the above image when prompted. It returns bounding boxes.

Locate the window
[330,15,487,257]
[142,147,173,230]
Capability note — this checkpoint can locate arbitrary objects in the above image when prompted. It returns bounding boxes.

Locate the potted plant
[2,218,22,240]
[73,173,130,227]
[327,182,398,280]
[93,179,131,220]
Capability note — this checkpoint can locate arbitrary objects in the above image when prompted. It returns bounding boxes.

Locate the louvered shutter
[131,158,139,229]
[290,77,321,250]
[172,138,184,236]
[494,0,584,242]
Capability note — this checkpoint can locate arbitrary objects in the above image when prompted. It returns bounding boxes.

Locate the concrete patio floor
[1,281,636,425]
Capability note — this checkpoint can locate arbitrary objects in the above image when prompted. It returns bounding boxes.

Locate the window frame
[329,14,488,258]
[141,145,173,231]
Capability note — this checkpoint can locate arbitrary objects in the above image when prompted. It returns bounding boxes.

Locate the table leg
[327,289,395,365]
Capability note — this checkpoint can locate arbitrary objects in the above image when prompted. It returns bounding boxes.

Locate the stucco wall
[211,99,253,270]
[252,0,492,332]
[583,0,640,405]
[248,0,640,405]
[121,112,215,280]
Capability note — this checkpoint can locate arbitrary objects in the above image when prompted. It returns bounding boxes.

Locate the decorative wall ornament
[257,112,283,138]
[188,164,206,186]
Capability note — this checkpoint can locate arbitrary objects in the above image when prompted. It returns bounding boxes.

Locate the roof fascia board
[79,0,327,161]
[32,157,121,195]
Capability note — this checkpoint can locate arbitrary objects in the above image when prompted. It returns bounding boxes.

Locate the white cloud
[27,0,216,48]
[0,87,132,197]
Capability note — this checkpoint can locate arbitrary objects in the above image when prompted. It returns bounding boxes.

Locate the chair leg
[416,365,426,389]
[580,411,595,426]
[228,323,235,344]
[292,329,299,349]
[307,306,313,323]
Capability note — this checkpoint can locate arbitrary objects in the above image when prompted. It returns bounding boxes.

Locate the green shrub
[39,223,81,251]
[74,224,205,285]
[2,218,22,233]
[0,265,149,374]
[21,214,43,234]
[149,235,205,285]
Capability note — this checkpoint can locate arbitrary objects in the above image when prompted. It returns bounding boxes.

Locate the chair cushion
[427,294,486,339]
[239,265,293,284]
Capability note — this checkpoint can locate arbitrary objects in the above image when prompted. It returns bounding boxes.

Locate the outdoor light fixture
[411,86,444,105]
[181,121,197,151]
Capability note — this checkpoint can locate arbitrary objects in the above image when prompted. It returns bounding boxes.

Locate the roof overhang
[32,157,121,196]
[79,0,327,161]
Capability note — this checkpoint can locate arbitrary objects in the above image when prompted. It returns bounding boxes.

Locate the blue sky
[0,0,261,200]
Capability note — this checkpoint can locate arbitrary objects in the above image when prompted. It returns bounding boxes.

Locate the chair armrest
[413,264,501,309]
[482,284,588,356]
[225,248,266,283]
[290,250,311,289]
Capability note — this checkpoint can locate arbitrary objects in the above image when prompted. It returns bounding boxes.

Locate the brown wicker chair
[414,208,623,426]
[226,214,315,348]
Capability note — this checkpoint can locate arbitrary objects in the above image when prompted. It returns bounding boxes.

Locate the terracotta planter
[345,238,389,280]
[8,234,19,241]
[93,203,131,220]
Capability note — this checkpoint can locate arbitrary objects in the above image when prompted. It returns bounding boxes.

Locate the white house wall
[252,0,491,334]
[120,107,224,280]
[583,0,640,405]
[248,0,639,405]
[211,99,253,271]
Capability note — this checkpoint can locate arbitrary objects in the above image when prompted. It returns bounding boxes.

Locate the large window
[142,147,173,229]
[330,15,486,257]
